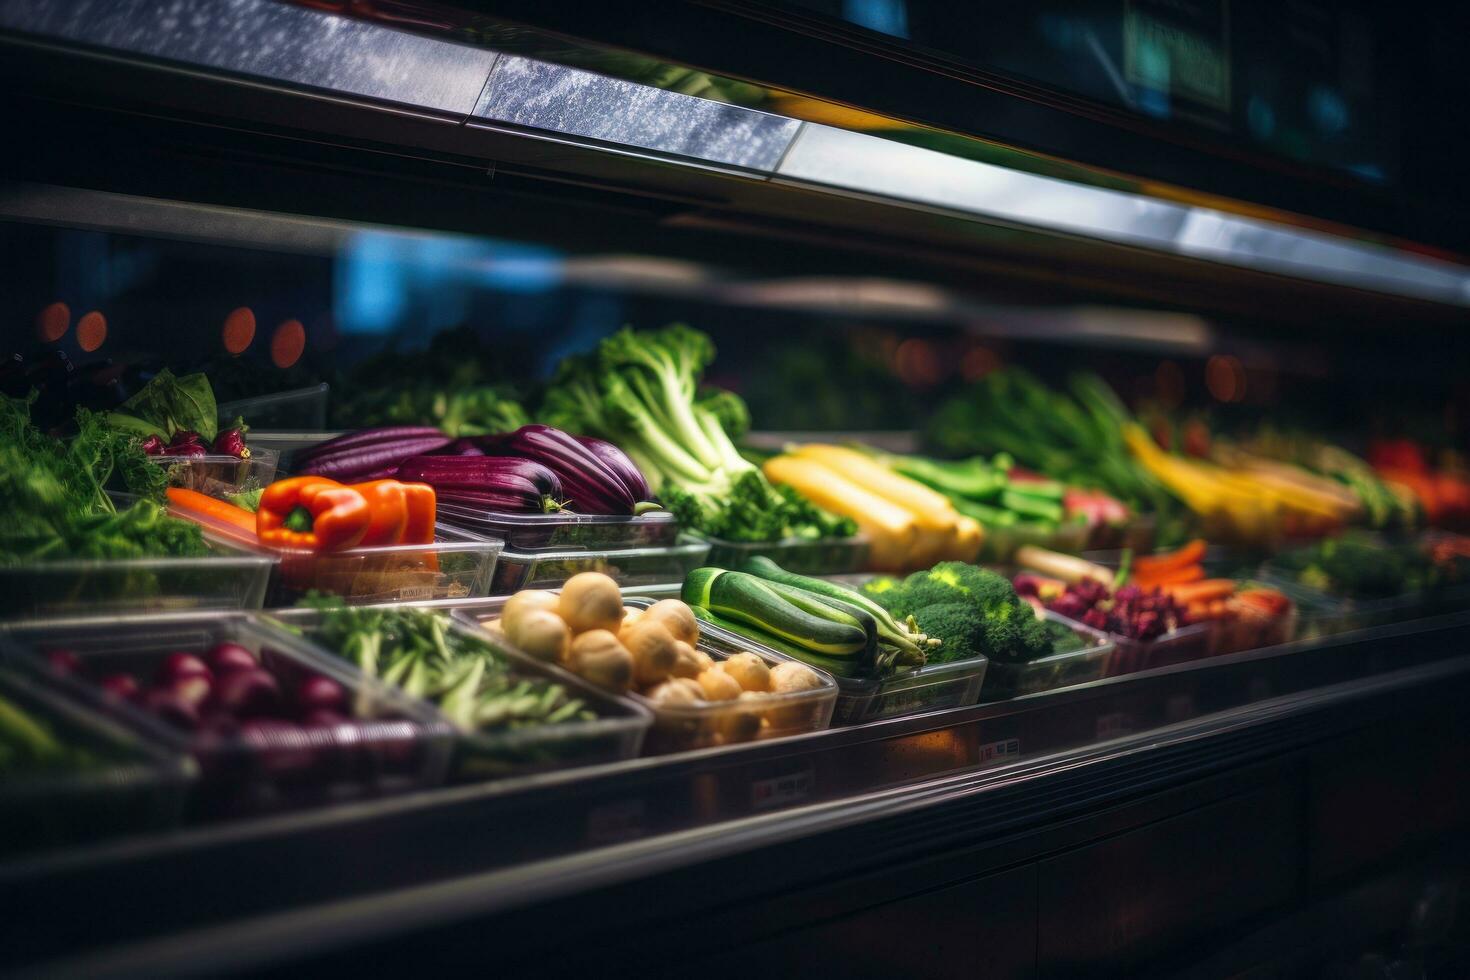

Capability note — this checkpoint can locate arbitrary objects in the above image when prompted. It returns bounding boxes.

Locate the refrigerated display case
[2,2,1470,976]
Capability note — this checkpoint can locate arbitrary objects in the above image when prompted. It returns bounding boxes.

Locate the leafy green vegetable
[0,394,206,564]
[300,597,595,732]
[540,324,854,542]
[106,368,220,442]
[225,488,263,513]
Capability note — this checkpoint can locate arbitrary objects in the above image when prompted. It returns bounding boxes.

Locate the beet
[206,642,258,675]
[213,427,249,459]
[140,434,166,456]
[170,674,213,710]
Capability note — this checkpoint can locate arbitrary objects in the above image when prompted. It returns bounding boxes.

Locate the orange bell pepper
[399,482,436,545]
[257,477,371,552]
[349,480,408,546]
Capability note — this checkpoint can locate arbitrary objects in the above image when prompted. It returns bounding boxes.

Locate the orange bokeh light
[1205,354,1245,403]
[961,345,1000,382]
[36,302,70,342]
[271,319,306,369]
[222,307,256,355]
[895,338,943,387]
[76,311,107,352]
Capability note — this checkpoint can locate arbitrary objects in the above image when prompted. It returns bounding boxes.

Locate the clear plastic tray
[491,536,710,594]
[1212,605,1300,656]
[700,534,870,576]
[179,502,502,606]
[1,613,450,816]
[460,597,836,754]
[981,612,1116,701]
[437,502,680,552]
[152,449,280,499]
[0,666,193,857]
[278,607,650,782]
[980,519,1090,563]
[0,542,274,619]
[1073,618,1216,677]
[217,383,330,430]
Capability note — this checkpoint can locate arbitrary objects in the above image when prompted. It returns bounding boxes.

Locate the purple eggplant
[397,455,563,513]
[295,427,452,482]
[478,425,649,515]
[575,435,652,502]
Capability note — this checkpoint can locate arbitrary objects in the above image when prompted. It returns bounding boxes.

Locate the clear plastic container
[0,667,193,857]
[151,448,280,500]
[436,502,680,551]
[981,519,1091,563]
[546,598,836,753]
[177,502,502,606]
[279,607,650,782]
[981,612,1116,700]
[1,613,450,816]
[0,543,274,619]
[492,536,710,594]
[700,534,870,576]
[1087,619,1216,677]
[1212,605,1300,655]
[217,383,330,430]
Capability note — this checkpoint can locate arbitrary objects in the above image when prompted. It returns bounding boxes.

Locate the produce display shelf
[489,536,711,594]
[437,502,680,552]
[5,610,1468,975]
[981,612,1115,701]
[699,533,871,576]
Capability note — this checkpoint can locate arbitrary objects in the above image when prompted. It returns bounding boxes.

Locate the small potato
[509,609,570,664]
[696,667,741,702]
[567,629,634,693]
[719,652,772,693]
[623,620,678,687]
[646,677,703,706]
[721,692,766,743]
[559,573,625,634]
[769,661,824,694]
[643,599,699,646]
[669,641,706,680]
[501,590,561,643]
[621,606,644,630]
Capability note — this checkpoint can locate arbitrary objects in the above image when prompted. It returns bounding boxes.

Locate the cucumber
[740,557,926,660]
[682,568,868,657]
[691,606,883,679]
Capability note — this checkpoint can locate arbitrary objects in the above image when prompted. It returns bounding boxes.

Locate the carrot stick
[1163,578,1236,605]
[166,487,258,540]
[1134,539,1207,578]
[1137,564,1205,588]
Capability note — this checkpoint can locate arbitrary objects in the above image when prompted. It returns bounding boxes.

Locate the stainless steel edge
[473,53,802,173]
[775,124,1470,307]
[0,0,496,113]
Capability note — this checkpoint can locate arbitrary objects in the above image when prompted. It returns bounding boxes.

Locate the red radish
[156,652,211,686]
[210,669,281,719]
[100,673,140,701]
[45,649,81,674]
[206,642,257,675]
[143,689,201,731]
[170,674,213,709]
[297,675,346,715]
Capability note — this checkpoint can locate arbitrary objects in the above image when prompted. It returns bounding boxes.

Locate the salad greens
[540,324,855,542]
[105,369,223,443]
[0,394,206,563]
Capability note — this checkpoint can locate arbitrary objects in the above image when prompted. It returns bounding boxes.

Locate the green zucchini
[740,557,927,661]
[682,568,869,657]
[690,606,887,679]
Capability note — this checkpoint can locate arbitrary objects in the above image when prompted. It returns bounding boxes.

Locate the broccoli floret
[901,563,1051,662]
[860,576,908,615]
[910,603,987,664]
[901,562,1016,611]
[1042,618,1085,655]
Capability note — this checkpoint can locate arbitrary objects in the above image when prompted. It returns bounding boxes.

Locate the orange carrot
[1163,578,1236,605]
[166,487,258,540]
[1136,563,1205,588]
[1133,538,1207,578]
